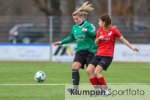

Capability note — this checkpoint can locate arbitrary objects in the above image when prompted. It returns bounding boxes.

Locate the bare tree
[112,0,134,16]
[33,0,60,16]
[91,0,108,16]
[59,0,75,37]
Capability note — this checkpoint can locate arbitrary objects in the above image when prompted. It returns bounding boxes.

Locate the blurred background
[0,0,150,61]
[0,0,150,44]
[0,1,149,100]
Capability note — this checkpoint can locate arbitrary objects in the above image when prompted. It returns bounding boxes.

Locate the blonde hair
[72,1,94,17]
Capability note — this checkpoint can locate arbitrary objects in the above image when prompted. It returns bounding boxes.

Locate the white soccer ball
[34,71,46,82]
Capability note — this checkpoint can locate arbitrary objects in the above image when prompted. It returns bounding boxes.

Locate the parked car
[9,24,46,44]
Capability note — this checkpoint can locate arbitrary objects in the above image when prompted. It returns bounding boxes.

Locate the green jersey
[60,21,97,54]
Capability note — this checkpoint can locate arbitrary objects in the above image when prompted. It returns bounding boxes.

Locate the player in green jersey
[54,1,97,93]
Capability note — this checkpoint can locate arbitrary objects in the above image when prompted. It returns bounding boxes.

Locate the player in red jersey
[86,14,139,96]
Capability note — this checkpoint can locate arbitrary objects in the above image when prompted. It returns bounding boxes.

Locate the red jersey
[96,27,122,57]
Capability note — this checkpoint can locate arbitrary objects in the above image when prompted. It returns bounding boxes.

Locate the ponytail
[72,1,94,17]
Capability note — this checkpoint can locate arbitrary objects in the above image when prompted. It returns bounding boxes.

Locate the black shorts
[90,56,113,71]
[74,50,95,69]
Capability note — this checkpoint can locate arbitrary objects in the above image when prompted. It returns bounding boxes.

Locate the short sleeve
[114,28,122,38]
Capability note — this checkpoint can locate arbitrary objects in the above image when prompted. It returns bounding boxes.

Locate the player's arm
[95,36,104,44]
[54,32,75,46]
[60,32,75,44]
[114,28,139,52]
[119,36,139,52]
[95,29,104,44]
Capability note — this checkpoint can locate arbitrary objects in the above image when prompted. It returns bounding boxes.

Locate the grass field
[0,62,149,100]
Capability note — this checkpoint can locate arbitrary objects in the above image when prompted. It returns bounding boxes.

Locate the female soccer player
[54,1,97,91]
[86,14,139,96]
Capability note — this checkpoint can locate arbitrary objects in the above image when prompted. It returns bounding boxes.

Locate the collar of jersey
[77,21,87,28]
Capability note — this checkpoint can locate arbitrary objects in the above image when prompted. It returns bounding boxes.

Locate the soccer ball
[34,71,46,82]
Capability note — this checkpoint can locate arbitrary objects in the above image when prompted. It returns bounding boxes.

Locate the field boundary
[0,83,149,86]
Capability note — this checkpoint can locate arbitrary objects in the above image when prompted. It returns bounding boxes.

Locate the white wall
[0,44,50,61]
[114,44,150,62]
[0,44,149,62]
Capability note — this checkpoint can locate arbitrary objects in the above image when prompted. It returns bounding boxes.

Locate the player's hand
[98,36,104,40]
[53,42,62,46]
[132,47,139,52]
[82,28,87,32]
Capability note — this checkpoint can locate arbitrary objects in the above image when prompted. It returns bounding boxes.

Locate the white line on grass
[109,83,150,85]
[0,83,149,86]
[0,84,65,86]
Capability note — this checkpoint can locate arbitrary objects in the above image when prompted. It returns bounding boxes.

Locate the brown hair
[72,1,94,17]
[100,14,111,27]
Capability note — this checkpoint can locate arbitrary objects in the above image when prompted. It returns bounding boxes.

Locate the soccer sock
[90,77,99,89]
[72,69,80,89]
[97,76,108,89]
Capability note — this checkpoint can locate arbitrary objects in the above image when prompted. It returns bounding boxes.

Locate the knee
[94,69,100,77]
[86,64,95,76]
[72,62,81,70]
[94,69,103,78]
[86,68,91,75]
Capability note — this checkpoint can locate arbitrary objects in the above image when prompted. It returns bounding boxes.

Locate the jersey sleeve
[60,30,75,44]
[114,28,122,38]
[86,23,96,37]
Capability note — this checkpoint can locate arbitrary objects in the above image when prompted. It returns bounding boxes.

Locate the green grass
[0,85,64,100]
[0,62,150,100]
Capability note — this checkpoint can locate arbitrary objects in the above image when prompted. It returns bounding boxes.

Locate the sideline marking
[0,83,149,86]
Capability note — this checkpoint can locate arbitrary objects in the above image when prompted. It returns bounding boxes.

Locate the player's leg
[94,57,113,96]
[86,56,100,89]
[86,52,95,79]
[67,51,85,94]
[94,65,107,88]
[71,61,82,89]
[86,64,99,88]
[71,51,86,89]
[67,61,82,95]
[94,65,111,96]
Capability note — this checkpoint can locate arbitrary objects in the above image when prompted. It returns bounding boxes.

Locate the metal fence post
[49,16,53,62]
[108,0,112,18]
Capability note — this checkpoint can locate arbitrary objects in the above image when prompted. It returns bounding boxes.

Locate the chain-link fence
[0,16,150,44]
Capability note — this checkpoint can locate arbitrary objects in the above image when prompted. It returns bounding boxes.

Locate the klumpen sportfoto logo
[67,88,145,97]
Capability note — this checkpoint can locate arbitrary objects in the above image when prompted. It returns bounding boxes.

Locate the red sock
[97,76,108,88]
[90,77,99,89]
